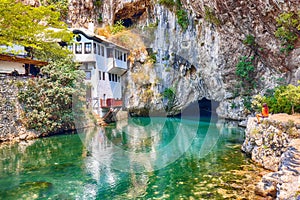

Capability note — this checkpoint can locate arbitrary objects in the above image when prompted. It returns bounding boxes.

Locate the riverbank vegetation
[275,11,300,54]
[17,58,86,134]
[0,0,88,135]
[252,82,300,114]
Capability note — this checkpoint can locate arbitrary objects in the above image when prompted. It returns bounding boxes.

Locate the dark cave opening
[175,98,220,122]
[118,18,133,27]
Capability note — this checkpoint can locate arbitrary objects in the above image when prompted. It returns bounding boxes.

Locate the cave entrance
[176,98,219,121]
[198,98,219,120]
[114,18,133,27]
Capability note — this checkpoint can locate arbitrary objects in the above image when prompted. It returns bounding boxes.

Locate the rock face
[19,0,300,118]
[255,139,300,199]
[84,0,299,116]
[242,117,300,199]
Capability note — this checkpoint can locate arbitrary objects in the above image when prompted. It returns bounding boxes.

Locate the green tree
[18,58,86,134]
[280,83,300,114]
[0,0,73,60]
[275,11,300,53]
[258,84,300,115]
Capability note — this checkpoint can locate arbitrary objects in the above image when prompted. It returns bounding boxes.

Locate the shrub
[158,0,175,9]
[98,14,103,23]
[235,56,256,111]
[158,0,189,31]
[162,87,178,112]
[275,11,300,53]
[111,20,125,34]
[243,34,256,46]
[94,0,102,7]
[148,52,157,63]
[204,6,221,26]
[176,9,189,30]
[254,84,300,114]
[235,56,256,97]
[236,56,255,81]
[18,58,86,134]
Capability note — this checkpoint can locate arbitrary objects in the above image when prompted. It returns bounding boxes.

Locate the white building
[70,28,129,117]
[0,45,47,75]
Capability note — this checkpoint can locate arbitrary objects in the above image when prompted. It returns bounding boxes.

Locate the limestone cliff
[90,0,299,117]
[242,116,300,199]
[21,0,300,118]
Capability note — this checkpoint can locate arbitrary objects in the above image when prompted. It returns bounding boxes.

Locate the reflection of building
[0,45,47,75]
[70,24,129,117]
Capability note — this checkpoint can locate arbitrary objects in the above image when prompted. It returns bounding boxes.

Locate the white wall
[0,61,24,74]
[73,32,127,103]
[97,79,122,100]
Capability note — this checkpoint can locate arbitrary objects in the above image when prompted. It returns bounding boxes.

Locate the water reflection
[0,118,249,199]
[79,117,243,199]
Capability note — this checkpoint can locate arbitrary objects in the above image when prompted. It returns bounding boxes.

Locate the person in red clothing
[256,103,269,124]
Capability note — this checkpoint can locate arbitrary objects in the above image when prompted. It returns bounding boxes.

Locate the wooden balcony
[100,98,123,108]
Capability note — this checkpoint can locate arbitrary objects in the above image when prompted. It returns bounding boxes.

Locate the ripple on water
[0,118,269,199]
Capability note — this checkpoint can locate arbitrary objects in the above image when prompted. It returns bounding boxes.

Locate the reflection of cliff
[79,117,245,198]
[82,117,226,175]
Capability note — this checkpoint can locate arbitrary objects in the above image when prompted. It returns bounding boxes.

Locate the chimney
[88,22,94,32]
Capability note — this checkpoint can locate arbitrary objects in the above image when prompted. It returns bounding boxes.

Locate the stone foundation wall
[242,117,300,199]
[0,76,20,139]
[0,76,40,142]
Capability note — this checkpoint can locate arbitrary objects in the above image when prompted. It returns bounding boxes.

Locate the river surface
[0,117,264,199]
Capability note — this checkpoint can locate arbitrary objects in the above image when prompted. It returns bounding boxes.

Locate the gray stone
[244,117,300,199]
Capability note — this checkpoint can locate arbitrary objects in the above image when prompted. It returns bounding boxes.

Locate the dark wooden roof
[0,54,48,66]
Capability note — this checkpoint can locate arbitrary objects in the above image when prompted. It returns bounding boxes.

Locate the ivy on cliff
[158,0,189,31]
[18,58,86,134]
[234,56,257,111]
[235,56,256,95]
[41,0,69,20]
[162,87,178,114]
[275,11,300,54]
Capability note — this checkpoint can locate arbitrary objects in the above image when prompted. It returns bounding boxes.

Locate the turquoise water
[0,117,257,199]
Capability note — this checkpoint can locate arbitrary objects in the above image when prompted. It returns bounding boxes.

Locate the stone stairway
[276,139,300,199]
[256,139,300,199]
[93,112,107,126]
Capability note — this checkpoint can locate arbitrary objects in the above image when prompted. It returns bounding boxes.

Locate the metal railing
[100,98,123,108]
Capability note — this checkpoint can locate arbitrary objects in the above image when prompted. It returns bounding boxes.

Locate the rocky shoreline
[242,116,300,199]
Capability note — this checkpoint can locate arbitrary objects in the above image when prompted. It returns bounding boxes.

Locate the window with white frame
[114,49,125,61]
[68,44,73,52]
[101,46,105,57]
[84,43,92,54]
[85,71,91,80]
[75,43,82,54]
[97,44,100,55]
[114,49,118,59]
[94,43,97,54]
